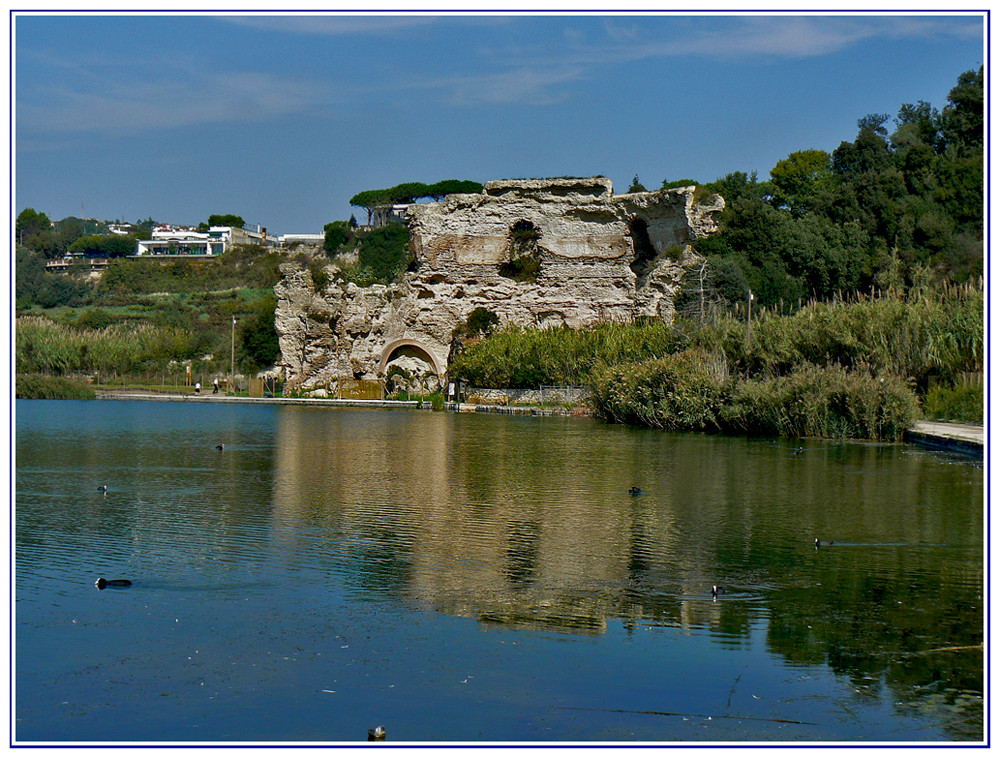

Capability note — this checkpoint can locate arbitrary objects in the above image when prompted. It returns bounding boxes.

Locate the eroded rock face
[275,177,722,392]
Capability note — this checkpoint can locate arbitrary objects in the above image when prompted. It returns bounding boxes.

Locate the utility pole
[746,290,754,344]
[231,317,236,395]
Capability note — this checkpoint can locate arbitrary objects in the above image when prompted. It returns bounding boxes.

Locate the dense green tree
[939,66,983,150]
[207,214,246,228]
[324,220,353,253]
[769,150,833,216]
[832,114,893,177]
[350,180,482,224]
[67,234,137,258]
[425,179,483,199]
[661,178,700,190]
[238,296,280,372]
[16,208,52,243]
[15,246,91,308]
[627,174,647,193]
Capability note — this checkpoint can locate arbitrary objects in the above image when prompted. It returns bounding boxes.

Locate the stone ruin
[274,176,724,395]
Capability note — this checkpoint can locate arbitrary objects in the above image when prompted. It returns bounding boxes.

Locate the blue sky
[14,12,985,236]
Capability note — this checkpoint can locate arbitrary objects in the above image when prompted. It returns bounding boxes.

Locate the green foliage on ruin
[333,224,414,287]
[349,179,483,223]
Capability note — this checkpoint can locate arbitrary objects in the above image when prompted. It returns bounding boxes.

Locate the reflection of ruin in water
[267,407,983,741]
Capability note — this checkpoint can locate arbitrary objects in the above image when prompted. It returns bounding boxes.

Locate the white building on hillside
[279,233,324,246]
[135,225,232,256]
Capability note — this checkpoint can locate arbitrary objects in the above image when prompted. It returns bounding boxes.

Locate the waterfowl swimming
[97,485,107,493]
[814,538,835,548]
[793,446,805,455]
[628,487,642,496]
[95,577,132,590]
[712,585,724,597]
[215,444,225,451]
[368,725,386,741]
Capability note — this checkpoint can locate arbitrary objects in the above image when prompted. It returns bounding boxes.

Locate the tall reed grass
[450,286,981,440]
[448,319,686,388]
[16,316,201,375]
[15,374,96,400]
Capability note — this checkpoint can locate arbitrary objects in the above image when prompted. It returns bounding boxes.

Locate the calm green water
[14,400,984,743]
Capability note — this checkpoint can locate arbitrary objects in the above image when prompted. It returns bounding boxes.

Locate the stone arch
[378,338,446,380]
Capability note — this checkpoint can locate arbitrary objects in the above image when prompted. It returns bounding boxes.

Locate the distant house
[135,225,227,257]
[279,233,324,246]
[368,204,410,229]
[228,224,279,248]
[133,223,279,256]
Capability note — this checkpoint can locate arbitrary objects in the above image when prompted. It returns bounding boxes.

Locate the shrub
[463,307,500,337]
[449,320,686,388]
[76,308,115,330]
[923,382,983,424]
[16,374,95,399]
[590,348,729,431]
[498,256,541,283]
[309,261,330,292]
[719,365,919,440]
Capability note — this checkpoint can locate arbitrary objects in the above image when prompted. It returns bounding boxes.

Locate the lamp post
[230,317,236,395]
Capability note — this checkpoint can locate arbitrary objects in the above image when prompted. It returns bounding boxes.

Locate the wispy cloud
[18,63,338,135]
[428,65,585,107]
[573,15,983,65]
[219,14,438,36]
[426,14,982,106]
[16,13,983,136]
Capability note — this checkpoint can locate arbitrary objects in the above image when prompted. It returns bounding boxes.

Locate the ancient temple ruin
[274,176,723,394]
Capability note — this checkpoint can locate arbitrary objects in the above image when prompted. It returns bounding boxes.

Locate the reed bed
[15,373,96,400]
[448,319,686,388]
[451,286,982,440]
[16,316,201,376]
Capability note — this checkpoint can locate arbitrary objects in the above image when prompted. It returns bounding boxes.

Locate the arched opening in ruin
[499,219,542,283]
[629,216,658,279]
[378,339,445,391]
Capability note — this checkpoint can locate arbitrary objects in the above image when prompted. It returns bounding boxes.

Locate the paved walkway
[95,390,419,409]
[906,421,984,455]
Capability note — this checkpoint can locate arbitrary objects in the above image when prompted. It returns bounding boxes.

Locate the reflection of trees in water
[764,552,982,740]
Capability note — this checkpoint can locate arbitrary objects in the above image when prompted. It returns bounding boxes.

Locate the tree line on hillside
[15,211,248,262]
[15,211,155,259]
[671,67,982,312]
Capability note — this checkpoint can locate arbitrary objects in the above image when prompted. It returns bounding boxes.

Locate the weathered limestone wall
[275,177,723,393]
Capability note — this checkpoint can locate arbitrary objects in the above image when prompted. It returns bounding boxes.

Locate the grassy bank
[16,244,284,378]
[448,286,982,440]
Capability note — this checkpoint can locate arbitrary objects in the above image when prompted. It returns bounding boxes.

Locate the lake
[14,399,984,744]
